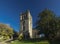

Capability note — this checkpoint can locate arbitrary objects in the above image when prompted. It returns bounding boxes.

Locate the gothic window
[23,21,25,31]
[24,14,28,20]
[23,25,25,31]
[22,15,24,20]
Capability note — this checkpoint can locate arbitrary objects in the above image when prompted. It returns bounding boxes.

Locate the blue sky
[0,0,60,32]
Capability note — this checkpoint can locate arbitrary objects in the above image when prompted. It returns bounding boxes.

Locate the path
[0,38,13,44]
[0,42,7,44]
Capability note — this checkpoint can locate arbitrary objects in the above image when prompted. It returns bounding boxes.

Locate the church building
[20,10,39,39]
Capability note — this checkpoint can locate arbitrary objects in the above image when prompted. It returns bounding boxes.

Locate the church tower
[20,10,33,38]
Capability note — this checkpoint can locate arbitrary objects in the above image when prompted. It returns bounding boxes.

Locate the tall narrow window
[23,21,25,31]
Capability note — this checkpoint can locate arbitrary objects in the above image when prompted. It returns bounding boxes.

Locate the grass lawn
[10,40,49,44]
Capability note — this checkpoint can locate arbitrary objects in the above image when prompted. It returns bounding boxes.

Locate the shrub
[18,33,23,40]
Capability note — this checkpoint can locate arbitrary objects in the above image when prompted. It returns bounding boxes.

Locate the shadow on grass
[10,38,49,44]
[19,38,47,43]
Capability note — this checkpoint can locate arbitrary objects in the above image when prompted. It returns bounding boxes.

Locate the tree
[36,9,60,43]
[0,23,13,40]
[13,30,19,40]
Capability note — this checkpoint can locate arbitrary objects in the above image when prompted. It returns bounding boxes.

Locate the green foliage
[11,40,49,44]
[18,33,24,40]
[13,30,19,40]
[0,23,13,40]
[36,8,60,42]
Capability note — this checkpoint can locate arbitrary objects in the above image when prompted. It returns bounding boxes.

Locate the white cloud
[6,24,11,27]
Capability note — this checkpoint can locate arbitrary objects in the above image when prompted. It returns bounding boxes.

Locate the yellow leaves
[0,23,14,41]
[18,33,23,40]
[0,23,13,36]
